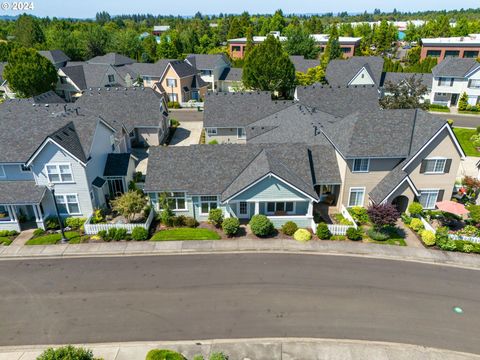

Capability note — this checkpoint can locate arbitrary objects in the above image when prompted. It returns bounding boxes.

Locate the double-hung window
[200,196,218,214]
[237,128,246,139]
[424,158,446,174]
[165,192,186,211]
[348,187,365,207]
[206,128,217,136]
[46,164,73,183]
[55,194,81,215]
[266,202,294,214]
[438,77,453,87]
[419,190,439,209]
[166,78,177,87]
[468,80,480,89]
[353,158,369,172]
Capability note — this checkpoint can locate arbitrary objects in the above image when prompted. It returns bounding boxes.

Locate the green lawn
[365,238,407,246]
[26,231,81,245]
[151,228,221,241]
[453,128,480,157]
[0,237,12,245]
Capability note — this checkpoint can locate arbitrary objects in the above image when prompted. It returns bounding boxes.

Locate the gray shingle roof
[145,143,340,201]
[296,84,380,117]
[381,72,433,89]
[289,55,320,73]
[186,54,230,70]
[72,87,163,134]
[88,52,136,66]
[38,50,70,65]
[368,162,408,204]
[32,91,66,104]
[60,63,126,90]
[104,153,131,176]
[432,58,480,78]
[219,67,243,81]
[170,60,196,77]
[203,91,295,127]
[326,56,384,86]
[127,59,176,78]
[0,181,47,205]
[92,177,106,188]
[61,65,87,89]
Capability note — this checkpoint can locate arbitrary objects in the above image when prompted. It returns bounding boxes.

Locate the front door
[238,202,249,219]
[451,93,459,106]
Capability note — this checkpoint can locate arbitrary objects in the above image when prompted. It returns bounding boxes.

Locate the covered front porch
[0,181,50,232]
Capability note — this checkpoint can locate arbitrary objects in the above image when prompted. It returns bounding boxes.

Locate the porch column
[307,201,313,216]
[254,202,259,215]
[6,205,14,221]
[9,205,19,223]
[32,205,39,221]
[224,203,231,218]
[36,205,43,221]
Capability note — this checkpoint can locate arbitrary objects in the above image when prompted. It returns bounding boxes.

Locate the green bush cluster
[316,223,331,240]
[97,228,128,241]
[222,217,240,236]
[333,213,353,225]
[409,218,424,232]
[293,228,312,242]
[184,216,198,228]
[348,207,369,224]
[44,216,60,230]
[146,349,186,360]
[249,215,274,237]
[281,221,298,236]
[429,104,449,111]
[167,101,181,109]
[37,345,96,360]
[33,228,45,237]
[367,228,390,241]
[132,227,149,241]
[420,230,436,246]
[407,202,423,216]
[208,208,224,227]
[65,217,87,230]
[346,227,362,241]
[208,140,219,145]
[0,230,18,237]
[401,213,412,225]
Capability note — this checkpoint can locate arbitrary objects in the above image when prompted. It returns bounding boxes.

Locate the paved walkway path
[1,338,478,360]
[169,121,203,146]
[396,220,422,248]
[1,237,480,270]
[10,229,35,247]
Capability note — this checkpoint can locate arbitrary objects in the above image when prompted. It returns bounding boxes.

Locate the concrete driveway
[170,121,203,146]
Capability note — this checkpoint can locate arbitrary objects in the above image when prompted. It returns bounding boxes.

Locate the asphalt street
[435,113,480,128]
[1,254,480,354]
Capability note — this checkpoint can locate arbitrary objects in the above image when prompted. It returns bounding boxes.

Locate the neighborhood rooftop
[431,57,480,78]
[325,56,384,87]
[87,52,137,66]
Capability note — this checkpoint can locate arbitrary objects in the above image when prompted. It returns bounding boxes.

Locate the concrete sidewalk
[2,338,479,360]
[1,237,480,270]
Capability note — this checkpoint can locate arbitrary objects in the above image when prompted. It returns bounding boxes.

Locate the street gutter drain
[453,306,463,314]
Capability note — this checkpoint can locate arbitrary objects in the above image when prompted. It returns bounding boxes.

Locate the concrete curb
[1,338,479,360]
[1,239,480,270]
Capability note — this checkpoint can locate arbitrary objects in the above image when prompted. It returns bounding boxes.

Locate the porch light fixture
[47,182,68,243]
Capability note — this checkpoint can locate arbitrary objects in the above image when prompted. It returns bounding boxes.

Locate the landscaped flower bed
[0,230,18,246]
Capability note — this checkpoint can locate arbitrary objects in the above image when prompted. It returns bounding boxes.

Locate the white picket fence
[327,224,351,235]
[418,216,480,243]
[341,205,358,229]
[419,216,436,233]
[84,209,154,235]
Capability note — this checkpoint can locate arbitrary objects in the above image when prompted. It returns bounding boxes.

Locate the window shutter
[437,190,444,202]
[444,159,452,173]
[419,160,427,174]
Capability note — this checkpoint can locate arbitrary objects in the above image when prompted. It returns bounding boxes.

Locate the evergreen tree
[242,35,296,98]
[284,26,319,59]
[13,15,44,48]
[227,18,242,39]
[323,23,342,64]
[244,26,254,56]
[4,48,58,98]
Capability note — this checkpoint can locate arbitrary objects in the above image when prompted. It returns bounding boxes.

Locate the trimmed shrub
[98,230,108,241]
[185,216,198,228]
[161,208,175,227]
[113,228,128,241]
[367,204,399,229]
[33,228,45,237]
[9,230,18,236]
[401,213,412,225]
[208,208,224,227]
[131,227,148,241]
[348,207,369,224]
[209,353,228,360]
[420,230,436,246]
[316,222,331,240]
[45,216,60,230]
[438,239,457,251]
[208,140,219,145]
[346,227,362,241]
[409,218,424,232]
[65,217,87,230]
[367,228,390,241]
[249,215,274,237]
[107,228,118,241]
[146,349,186,360]
[222,217,240,236]
[281,221,298,236]
[171,216,186,227]
[37,345,95,360]
[293,228,312,242]
[408,202,423,216]
[463,243,475,253]
[0,230,9,237]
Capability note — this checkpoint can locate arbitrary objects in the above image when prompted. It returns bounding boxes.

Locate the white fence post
[341,204,358,229]
[419,216,436,233]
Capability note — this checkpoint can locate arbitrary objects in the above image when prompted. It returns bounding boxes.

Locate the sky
[5,0,480,18]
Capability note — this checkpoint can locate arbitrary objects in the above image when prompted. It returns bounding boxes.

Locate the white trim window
[166,78,177,87]
[0,205,10,221]
[237,127,246,139]
[348,187,365,207]
[0,165,5,178]
[424,158,446,174]
[266,202,295,215]
[164,192,187,211]
[419,190,439,209]
[352,158,369,173]
[55,194,81,215]
[46,164,73,183]
[206,128,217,136]
[200,196,218,214]
[168,93,178,102]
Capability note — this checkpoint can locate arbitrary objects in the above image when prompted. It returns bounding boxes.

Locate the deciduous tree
[380,75,429,110]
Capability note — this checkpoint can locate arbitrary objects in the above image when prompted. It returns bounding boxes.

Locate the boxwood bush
[208,208,224,227]
[146,349,186,360]
[184,216,198,228]
[281,221,298,236]
[346,227,362,241]
[316,223,331,240]
[249,214,274,237]
[222,217,240,236]
[132,227,148,241]
[409,218,424,232]
[293,228,312,242]
[366,228,389,241]
[420,230,436,246]
[408,202,423,216]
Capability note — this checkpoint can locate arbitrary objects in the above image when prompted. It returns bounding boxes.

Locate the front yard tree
[4,48,58,98]
[379,75,429,110]
[296,66,325,86]
[111,191,147,222]
[14,14,45,48]
[367,204,400,229]
[242,35,296,98]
